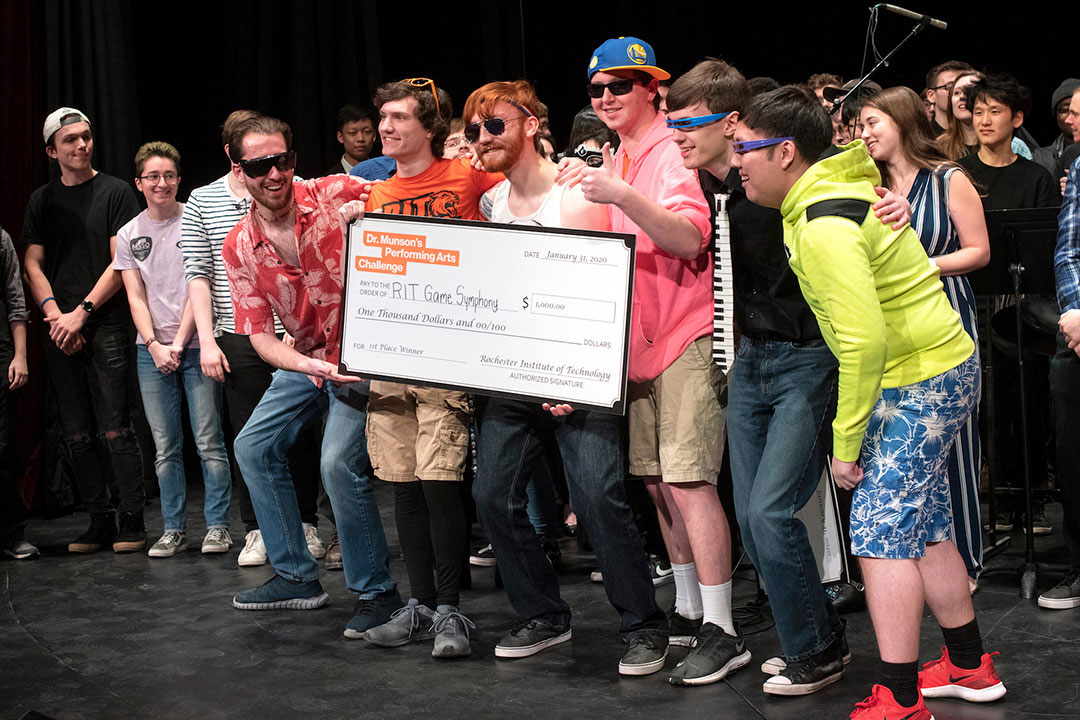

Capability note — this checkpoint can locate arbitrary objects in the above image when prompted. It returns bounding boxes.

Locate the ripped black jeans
[43,323,144,515]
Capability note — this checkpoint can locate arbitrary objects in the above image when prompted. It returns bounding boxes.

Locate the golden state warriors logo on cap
[627,43,647,65]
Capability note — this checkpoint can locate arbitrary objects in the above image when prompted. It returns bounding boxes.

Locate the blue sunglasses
[665,111,732,130]
[732,137,793,154]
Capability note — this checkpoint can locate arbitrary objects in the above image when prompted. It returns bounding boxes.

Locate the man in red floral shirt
[222,114,402,637]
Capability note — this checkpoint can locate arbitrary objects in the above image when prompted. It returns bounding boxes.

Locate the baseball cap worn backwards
[587,37,670,81]
[43,107,90,144]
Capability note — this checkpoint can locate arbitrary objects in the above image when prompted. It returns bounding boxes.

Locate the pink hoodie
[611,114,713,382]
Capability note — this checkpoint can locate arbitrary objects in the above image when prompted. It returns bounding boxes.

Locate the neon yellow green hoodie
[780,140,975,462]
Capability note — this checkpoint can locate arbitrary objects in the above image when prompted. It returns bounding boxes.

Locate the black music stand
[967,207,1059,598]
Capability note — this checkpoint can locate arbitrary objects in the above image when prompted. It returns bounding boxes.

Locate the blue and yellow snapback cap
[587,37,670,81]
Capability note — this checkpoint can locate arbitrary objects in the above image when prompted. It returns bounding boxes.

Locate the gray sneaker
[148,531,188,558]
[366,598,437,647]
[431,605,475,659]
[201,528,232,554]
[495,619,572,658]
[669,622,751,686]
[619,630,669,676]
[1038,568,1080,609]
[2,539,39,560]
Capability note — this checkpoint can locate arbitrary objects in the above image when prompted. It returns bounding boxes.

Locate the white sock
[672,562,703,619]
[700,581,734,635]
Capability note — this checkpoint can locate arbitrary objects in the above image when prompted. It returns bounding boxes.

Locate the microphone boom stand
[828,14,932,116]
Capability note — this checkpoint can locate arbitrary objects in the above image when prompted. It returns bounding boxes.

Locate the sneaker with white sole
[238,529,267,567]
[762,635,845,696]
[590,569,603,583]
[669,622,751,686]
[619,630,669,676]
[232,575,329,610]
[495,619,572,658]
[667,607,702,648]
[2,538,40,560]
[649,554,674,587]
[1038,567,1080,609]
[304,523,326,559]
[148,531,188,558]
[919,647,1006,702]
[201,528,232,554]
[469,544,496,567]
[761,631,851,675]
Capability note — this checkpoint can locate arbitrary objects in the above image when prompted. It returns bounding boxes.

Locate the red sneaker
[849,685,934,720]
[919,647,1006,702]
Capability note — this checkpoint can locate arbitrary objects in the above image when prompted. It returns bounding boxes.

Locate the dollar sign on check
[522,295,529,310]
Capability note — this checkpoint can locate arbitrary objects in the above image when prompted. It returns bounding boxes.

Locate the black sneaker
[667,607,702,648]
[825,581,865,614]
[1038,567,1080,609]
[113,512,147,553]
[761,631,851,675]
[649,554,674,587]
[669,622,751,686]
[343,588,403,639]
[68,512,117,554]
[762,633,845,695]
[1023,505,1053,536]
[619,630,669,676]
[495,619,572,658]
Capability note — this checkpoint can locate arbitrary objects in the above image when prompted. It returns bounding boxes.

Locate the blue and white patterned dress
[908,165,983,577]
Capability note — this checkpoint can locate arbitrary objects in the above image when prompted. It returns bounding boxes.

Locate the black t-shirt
[22,172,140,329]
[698,168,822,343]
[957,154,1061,211]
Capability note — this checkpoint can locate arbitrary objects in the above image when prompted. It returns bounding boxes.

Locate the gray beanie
[1051,78,1080,114]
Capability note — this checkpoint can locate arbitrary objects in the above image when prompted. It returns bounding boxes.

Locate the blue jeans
[234,370,393,598]
[473,397,665,636]
[136,346,231,532]
[728,337,842,662]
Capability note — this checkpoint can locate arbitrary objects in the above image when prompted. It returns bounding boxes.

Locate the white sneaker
[238,529,267,566]
[148,531,188,558]
[201,528,232,554]
[304,523,326,559]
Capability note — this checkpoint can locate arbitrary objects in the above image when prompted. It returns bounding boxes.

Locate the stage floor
[2,483,1077,720]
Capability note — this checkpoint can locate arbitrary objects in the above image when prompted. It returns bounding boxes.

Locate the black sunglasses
[586,79,639,99]
[238,150,296,178]
[464,105,533,144]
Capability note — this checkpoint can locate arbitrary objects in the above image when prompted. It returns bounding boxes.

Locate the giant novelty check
[339,213,635,414]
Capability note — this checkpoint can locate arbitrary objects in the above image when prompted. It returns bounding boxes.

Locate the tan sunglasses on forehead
[402,77,441,115]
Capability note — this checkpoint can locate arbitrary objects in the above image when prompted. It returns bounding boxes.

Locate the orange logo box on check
[358,230,460,274]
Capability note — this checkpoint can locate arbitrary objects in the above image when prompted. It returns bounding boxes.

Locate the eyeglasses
[464,106,534,144]
[237,150,296,178]
[666,111,732,131]
[586,79,640,99]
[403,77,441,115]
[929,81,955,92]
[138,172,179,184]
[732,137,793,154]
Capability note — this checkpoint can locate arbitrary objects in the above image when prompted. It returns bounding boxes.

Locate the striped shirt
[181,174,286,335]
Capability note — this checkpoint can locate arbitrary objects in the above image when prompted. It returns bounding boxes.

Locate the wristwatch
[80,300,95,314]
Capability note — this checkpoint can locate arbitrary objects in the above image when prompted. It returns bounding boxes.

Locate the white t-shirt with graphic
[114,204,195,347]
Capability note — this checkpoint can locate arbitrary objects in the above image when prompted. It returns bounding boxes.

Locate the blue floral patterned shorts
[849,353,980,559]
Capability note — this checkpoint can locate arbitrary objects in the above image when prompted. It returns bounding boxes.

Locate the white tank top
[486,179,567,227]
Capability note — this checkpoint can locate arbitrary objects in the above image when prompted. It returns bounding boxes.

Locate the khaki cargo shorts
[628,336,726,483]
[366,380,470,483]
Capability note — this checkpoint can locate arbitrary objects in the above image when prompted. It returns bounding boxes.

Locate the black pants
[218,332,321,532]
[42,323,144,515]
[0,377,28,543]
[1051,335,1080,568]
[393,480,467,609]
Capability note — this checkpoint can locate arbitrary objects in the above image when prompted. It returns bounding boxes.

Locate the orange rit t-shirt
[365,157,503,219]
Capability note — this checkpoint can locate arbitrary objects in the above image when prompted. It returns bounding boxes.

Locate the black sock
[941,618,984,670]
[879,660,919,707]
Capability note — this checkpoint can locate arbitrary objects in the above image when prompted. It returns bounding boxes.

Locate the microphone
[876,3,948,30]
